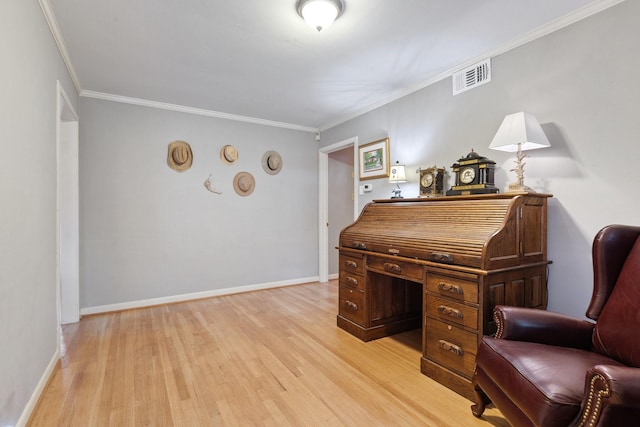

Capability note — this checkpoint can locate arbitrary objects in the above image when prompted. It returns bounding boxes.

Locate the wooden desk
[336,193,551,400]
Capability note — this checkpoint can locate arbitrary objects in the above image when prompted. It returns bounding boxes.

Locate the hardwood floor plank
[28,281,508,426]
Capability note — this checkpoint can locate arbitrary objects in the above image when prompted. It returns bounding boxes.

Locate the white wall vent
[452,59,491,95]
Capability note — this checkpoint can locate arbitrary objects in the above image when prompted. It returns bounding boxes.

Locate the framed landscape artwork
[358,137,390,180]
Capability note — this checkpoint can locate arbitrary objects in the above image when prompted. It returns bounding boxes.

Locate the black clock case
[446,150,499,196]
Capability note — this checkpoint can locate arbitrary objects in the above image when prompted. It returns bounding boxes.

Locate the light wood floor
[29,280,508,426]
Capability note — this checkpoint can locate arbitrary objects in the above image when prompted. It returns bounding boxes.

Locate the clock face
[420,173,434,188]
[460,167,476,184]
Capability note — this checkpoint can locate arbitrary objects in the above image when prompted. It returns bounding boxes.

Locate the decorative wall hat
[220,145,238,164]
[167,140,193,172]
[233,171,255,196]
[262,150,283,175]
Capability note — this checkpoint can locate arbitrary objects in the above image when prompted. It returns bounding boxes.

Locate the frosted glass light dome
[297,0,344,32]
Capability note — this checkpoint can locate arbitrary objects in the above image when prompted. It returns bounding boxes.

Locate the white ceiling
[46,0,617,131]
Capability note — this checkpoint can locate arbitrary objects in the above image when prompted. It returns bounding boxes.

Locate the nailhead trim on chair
[578,373,610,427]
[494,309,505,339]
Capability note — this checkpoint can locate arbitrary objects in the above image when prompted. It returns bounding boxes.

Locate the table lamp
[488,112,550,193]
[389,161,408,198]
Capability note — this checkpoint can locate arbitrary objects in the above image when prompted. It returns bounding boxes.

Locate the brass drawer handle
[438,282,463,295]
[345,300,358,311]
[438,340,464,356]
[345,276,358,286]
[437,305,463,319]
[383,262,402,274]
[345,260,358,269]
[352,241,366,249]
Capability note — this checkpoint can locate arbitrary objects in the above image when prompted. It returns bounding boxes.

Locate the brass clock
[419,166,445,197]
[446,149,499,196]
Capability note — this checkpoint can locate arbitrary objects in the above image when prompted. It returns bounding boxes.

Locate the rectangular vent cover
[452,59,491,95]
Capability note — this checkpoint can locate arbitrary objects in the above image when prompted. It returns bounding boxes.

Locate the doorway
[318,137,359,282]
[56,81,79,328]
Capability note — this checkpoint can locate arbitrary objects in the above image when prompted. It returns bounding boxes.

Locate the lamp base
[506,182,536,193]
[391,188,403,198]
[505,144,537,193]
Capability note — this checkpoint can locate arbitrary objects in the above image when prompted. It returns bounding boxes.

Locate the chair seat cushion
[478,337,625,427]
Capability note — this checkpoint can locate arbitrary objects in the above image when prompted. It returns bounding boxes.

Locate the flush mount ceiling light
[296,0,345,32]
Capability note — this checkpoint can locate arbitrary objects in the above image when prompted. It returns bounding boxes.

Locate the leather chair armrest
[494,305,595,349]
[578,365,640,426]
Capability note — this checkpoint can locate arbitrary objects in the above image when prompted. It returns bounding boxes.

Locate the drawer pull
[345,300,358,311]
[345,260,358,269]
[438,340,464,356]
[352,241,366,249]
[430,253,454,263]
[438,282,463,295]
[345,276,358,286]
[383,262,402,274]
[437,305,463,319]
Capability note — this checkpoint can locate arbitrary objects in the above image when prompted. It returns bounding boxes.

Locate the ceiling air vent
[452,59,491,95]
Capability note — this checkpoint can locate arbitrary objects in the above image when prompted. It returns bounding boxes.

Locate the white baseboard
[328,273,338,280]
[16,349,60,427]
[80,276,321,316]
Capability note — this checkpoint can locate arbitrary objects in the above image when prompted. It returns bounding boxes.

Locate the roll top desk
[336,193,551,399]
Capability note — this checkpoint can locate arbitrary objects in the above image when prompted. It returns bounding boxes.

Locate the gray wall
[0,0,78,424]
[321,0,640,319]
[4,0,640,423]
[328,147,355,275]
[79,98,319,309]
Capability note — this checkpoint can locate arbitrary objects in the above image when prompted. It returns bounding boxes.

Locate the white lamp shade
[389,164,408,183]
[489,112,551,152]
[299,0,342,31]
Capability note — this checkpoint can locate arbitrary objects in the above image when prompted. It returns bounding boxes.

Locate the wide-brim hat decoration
[220,145,238,164]
[233,172,255,196]
[262,150,282,175]
[167,140,193,172]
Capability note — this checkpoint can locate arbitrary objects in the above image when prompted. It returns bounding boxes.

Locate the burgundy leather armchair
[471,224,640,427]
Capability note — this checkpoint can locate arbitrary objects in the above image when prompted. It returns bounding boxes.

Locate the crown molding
[81,90,319,133]
[39,0,317,132]
[319,0,626,131]
[39,0,624,133]
[38,0,82,94]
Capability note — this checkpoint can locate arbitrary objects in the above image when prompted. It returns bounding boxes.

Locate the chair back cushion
[593,236,640,367]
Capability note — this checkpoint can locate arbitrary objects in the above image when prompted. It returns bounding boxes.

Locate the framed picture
[358,137,390,180]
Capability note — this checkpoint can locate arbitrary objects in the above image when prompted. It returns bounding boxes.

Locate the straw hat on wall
[167,140,193,172]
[233,172,255,196]
[220,145,238,164]
[262,150,282,175]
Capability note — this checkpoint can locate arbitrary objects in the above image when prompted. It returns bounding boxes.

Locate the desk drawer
[368,257,424,282]
[426,271,478,304]
[339,271,364,291]
[424,318,478,379]
[425,295,478,330]
[339,285,366,326]
[340,253,364,275]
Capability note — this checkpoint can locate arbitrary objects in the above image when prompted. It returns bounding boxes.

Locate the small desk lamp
[489,112,550,193]
[389,161,408,198]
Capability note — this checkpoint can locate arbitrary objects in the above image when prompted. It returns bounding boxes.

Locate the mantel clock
[419,166,445,197]
[446,149,499,196]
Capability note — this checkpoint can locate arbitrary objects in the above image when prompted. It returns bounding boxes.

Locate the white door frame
[318,136,359,283]
[56,81,80,335]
